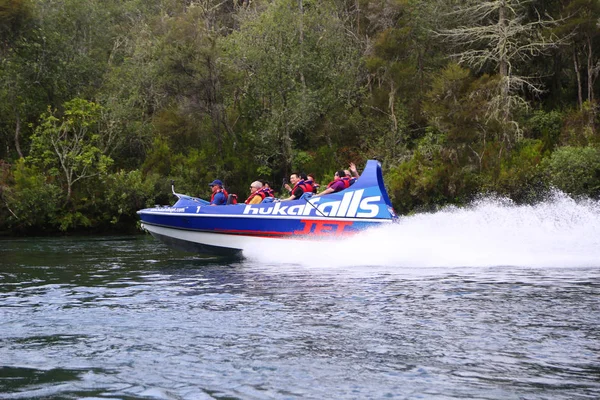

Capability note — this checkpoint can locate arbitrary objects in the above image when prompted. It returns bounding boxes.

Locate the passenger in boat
[280,173,313,201]
[209,179,228,205]
[245,181,266,205]
[313,170,346,197]
[259,180,275,198]
[343,162,359,187]
[307,174,320,193]
[283,173,309,193]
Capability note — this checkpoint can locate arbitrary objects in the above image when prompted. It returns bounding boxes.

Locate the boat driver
[209,179,228,205]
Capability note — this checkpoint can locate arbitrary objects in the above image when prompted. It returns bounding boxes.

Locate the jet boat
[137,160,397,255]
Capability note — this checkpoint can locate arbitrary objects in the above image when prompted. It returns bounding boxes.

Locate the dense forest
[1,0,599,234]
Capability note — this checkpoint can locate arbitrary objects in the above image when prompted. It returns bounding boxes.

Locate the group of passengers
[208,162,360,206]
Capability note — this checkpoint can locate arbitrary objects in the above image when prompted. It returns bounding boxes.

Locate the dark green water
[1,233,599,399]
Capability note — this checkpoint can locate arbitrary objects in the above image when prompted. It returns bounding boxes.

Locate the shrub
[491,139,547,203]
[100,169,164,230]
[525,110,563,151]
[387,151,479,214]
[543,146,600,198]
[1,159,63,233]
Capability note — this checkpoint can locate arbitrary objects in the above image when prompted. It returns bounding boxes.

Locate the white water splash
[243,191,600,269]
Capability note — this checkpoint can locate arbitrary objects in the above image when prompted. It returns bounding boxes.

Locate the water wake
[243,191,600,269]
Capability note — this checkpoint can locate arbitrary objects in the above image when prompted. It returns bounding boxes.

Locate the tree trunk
[281,92,293,175]
[298,0,306,90]
[14,108,23,158]
[574,49,583,110]
[587,36,595,104]
[497,1,512,147]
[355,0,360,35]
[388,81,399,154]
[498,1,510,124]
[586,36,596,134]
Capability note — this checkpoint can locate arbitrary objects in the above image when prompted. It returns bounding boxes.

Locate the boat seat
[226,193,238,205]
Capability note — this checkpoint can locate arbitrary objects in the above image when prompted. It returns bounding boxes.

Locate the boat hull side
[144,226,243,256]
[139,213,387,237]
[142,223,310,254]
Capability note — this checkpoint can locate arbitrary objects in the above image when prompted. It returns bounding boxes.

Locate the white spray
[243,191,600,269]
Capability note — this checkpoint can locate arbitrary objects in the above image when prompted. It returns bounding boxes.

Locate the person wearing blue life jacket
[209,179,228,205]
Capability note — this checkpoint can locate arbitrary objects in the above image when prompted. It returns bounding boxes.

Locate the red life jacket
[340,177,352,189]
[327,180,344,192]
[259,187,274,197]
[244,190,266,204]
[292,180,314,197]
[210,188,228,204]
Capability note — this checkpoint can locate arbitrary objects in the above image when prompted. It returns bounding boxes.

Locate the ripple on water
[0,235,599,399]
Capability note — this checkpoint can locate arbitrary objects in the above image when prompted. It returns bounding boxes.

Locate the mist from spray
[242,191,600,270]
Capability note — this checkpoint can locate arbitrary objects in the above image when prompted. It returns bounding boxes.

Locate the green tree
[362,0,447,166]
[0,0,34,158]
[0,0,124,161]
[544,145,600,197]
[224,0,362,174]
[440,0,563,144]
[0,158,63,233]
[555,0,600,109]
[28,98,113,203]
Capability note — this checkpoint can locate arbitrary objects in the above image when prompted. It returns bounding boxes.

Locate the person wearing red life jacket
[343,162,359,187]
[259,180,275,198]
[313,170,346,197]
[209,179,228,205]
[281,173,313,201]
[283,173,313,195]
[245,181,266,205]
[307,174,320,193]
[299,173,315,194]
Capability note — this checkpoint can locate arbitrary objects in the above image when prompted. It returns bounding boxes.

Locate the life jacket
[211,188,228,205]
[245,190,266,204]
[327,180,344,192]
[292,180,314,196]
[259,187,274,198]
[340,177,354,189]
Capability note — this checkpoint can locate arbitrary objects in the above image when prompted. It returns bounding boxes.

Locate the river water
[1,194,599,399]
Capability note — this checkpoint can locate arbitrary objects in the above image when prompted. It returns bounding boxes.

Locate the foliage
[27,98,114,203]
[386,147,479,215]
[485,139,547,203]
[543,146,600,198]
[223,0,362,174]
[560,102,600,147]
[525,110,564,152]
[0,0,599,234]
[99,169,163,230]
[439,0,563,139]
[0,159,62,233]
